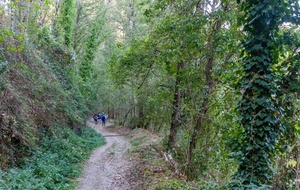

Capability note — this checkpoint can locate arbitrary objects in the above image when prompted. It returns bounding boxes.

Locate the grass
[0,125,105,190]
[131,136,147,148]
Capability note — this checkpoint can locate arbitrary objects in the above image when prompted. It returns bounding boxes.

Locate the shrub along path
[75,120,132,190]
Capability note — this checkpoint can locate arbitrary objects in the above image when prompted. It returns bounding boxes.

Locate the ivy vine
[231,0,297,187]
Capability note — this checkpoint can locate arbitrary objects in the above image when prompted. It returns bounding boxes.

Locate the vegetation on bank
[126,127,222,190]
[0,126,105,190]
[0,0,107,170]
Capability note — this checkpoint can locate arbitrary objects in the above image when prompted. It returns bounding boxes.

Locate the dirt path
[75,120,132,190]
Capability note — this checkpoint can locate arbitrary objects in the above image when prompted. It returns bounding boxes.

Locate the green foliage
[32,27,90,124]
[0,126,105,190]
[79,20,105,81]
[109,0,242,185]
[69,3,109,111]
[109,36,172,128]
[58,0,75,46]
[0,53,8,77]
[0,15,93,169]
[36,27,58,48]
[231,0,300,187]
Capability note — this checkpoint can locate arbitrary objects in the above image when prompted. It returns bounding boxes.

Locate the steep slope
[0,36,89,169]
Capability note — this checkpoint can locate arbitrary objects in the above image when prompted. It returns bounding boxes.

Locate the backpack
[101,114,106,120]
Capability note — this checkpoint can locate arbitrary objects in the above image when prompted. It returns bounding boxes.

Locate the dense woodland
[1,0,300,189]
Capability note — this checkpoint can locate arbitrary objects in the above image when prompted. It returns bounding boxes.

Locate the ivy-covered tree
[58,0,75,47]
[232,0,300,187]
[79,21,104,81]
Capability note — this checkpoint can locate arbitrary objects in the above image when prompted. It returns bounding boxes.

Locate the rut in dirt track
[75,120,132,190]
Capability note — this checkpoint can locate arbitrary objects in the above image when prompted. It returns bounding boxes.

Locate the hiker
[93,114,98,125]
[97,112,102,123]
[101,112,106,126]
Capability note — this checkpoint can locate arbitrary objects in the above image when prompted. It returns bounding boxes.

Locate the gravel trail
[75,120,132,190]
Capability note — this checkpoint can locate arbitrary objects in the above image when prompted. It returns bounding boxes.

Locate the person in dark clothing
[97,112,102,123]
[93,114,98,125]
[101,112,106,126]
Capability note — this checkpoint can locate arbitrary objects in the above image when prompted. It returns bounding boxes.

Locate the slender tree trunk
[53,0,61,38]
[127,0,135,39]
[129,0,135,29]
[112,105,115,119]
[168,61,184,151]
[24,1,30,38]
[188,56,214,164]
[17,2,22,24]
[73,1,82,50]
[39,0,49,27]
[10,6,15,30]
[107,105,110,118]
[130,95,134,120]
[133,96,136,119]
[137,94,145,128]
[187,10,223,165]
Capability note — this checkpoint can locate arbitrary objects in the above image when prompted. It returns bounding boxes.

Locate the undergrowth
[127,128,194,189]
[127,128,231,189]
[0,125,105,190]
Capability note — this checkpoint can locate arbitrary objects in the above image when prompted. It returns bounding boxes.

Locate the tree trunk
[187,56,213,164]
[187,10,223,165]
[168,61,184,151]
[137,93,145,128]
[112,105,115,119]
[73,1,82,51]
[52,0,61,38]
[129,0,135,29]
[127,0,136,39]
[39,0,49,27]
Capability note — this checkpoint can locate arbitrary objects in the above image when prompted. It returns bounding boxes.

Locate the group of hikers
[93,112,107,126]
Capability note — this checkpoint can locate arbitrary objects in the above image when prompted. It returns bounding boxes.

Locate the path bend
[75,120,132,190]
